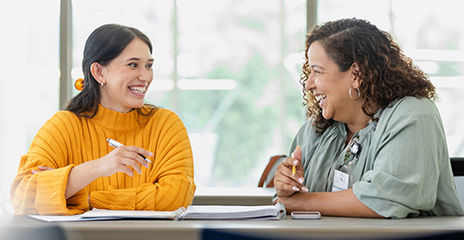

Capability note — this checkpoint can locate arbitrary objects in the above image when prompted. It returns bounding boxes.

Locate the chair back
[451,157,464,209]
[258,155,286,188]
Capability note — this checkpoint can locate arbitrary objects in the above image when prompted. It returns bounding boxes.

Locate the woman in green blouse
[273,18,464,218]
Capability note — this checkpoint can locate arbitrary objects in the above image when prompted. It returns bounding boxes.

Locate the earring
[100,82,104,87]
[74,78,84,91]
[349,87,361,101]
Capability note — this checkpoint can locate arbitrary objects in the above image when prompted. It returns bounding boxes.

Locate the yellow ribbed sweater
[11,105,195,215]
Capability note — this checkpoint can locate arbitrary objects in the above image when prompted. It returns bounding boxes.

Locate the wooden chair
[258,155,286,188]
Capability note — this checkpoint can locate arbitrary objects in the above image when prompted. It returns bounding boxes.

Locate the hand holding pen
[107,139,152,163]
[274,146,308,197]
[91,139,153,177]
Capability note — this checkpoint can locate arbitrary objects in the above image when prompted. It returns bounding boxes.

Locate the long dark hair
[66,24,154,118]
[300,18,436,134]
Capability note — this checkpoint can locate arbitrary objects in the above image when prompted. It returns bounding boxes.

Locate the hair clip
[75,78,84,91]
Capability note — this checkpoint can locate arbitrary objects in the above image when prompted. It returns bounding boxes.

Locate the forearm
[281,189,384,218]
[90,175,195,211]
[65,160,100,199]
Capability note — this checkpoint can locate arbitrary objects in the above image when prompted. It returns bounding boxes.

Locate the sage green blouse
[289,97,463,218]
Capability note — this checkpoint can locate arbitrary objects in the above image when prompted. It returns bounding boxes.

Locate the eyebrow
[310,64,324,70]
[127,57,154,62]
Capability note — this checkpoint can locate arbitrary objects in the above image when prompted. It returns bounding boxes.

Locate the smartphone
[291,211,321,220]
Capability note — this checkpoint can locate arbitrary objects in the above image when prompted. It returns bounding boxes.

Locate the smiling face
[305,41,358,122]
[92,38,154,113]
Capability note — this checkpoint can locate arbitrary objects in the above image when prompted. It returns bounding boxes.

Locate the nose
[305,70,315,92]
[138,67,152,82]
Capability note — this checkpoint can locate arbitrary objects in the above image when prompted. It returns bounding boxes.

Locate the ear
[90,62,105,84]
[350,62,362,88]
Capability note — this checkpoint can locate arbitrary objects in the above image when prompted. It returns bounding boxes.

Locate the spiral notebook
[29,204,285,222]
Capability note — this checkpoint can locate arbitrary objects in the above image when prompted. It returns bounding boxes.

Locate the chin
[321,111,334,120]
[128,101,145,109]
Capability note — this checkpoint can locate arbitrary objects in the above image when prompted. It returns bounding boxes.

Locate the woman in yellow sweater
[10,24,195,215]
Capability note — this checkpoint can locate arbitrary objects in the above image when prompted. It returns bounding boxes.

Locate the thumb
[292,145,302,161]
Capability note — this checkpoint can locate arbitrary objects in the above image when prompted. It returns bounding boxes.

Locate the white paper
[81,208,182,219]
[29,207,183,222]
[29,214,116,222]
[182,204,285,220]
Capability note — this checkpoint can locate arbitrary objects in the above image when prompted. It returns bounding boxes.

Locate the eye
[313,70,321,75]
[128,63,137,68]
[146,63,153,69]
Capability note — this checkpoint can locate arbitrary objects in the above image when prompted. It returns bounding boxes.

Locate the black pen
[106,138,152,163]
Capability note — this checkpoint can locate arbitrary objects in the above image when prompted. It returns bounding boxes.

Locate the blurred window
[0,0,59,214]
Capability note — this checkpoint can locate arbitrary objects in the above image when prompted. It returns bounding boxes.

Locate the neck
[344,100,379,139]
[100,99,131,113]
[346,116,370,137]
[345,108,372,140]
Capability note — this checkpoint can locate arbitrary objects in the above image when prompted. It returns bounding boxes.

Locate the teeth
[315,94,326,102]
[129,86,146,93]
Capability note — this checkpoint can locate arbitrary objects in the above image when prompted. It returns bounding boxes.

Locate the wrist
[85,159,103,180]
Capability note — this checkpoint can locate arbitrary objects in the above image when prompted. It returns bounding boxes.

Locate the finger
[124,151,149,168]
[278,162,303,187]
[124,146,153,158]
[31,170,39,174]
[121,166,134,177]
[282,157,296,168]
[275,177,300,193]
[38,166,54,171]
[292,145,302,161]
[120,158,142,175]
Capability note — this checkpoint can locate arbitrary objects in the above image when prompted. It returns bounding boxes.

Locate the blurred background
[1,0,463,214]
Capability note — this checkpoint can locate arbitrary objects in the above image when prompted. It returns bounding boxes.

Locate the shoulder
[376,96,444,137]
[40,110,81,131]
[31,111,81,148]
[147,108,188,133]
[151,108,184,123]
[383,96,438,118]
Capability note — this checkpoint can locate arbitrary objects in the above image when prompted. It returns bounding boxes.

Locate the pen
[292,165,296,175]
[106,138,152,163]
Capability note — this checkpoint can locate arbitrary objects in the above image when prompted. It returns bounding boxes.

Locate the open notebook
[29,204,286,222]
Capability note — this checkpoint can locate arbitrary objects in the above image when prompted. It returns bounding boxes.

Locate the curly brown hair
[300,18,436,134]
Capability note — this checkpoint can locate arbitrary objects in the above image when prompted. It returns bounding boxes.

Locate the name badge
[332,169,349,192]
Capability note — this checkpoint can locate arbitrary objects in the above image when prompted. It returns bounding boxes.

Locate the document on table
[29,204,285,222]
[29,208,184,222]
[181,204,286,220]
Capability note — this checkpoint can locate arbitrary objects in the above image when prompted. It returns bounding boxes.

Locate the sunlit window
[0,0,59,214]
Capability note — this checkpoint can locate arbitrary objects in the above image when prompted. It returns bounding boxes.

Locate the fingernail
[299,178,304,184]
[292,186,300,191]
[148,152,153,157]
[302,187,309,192]
[31,170,37,174]
[293,160,298,165]
[291,152,295,158]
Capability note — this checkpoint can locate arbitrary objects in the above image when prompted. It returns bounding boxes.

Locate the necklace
[342,135,361,167]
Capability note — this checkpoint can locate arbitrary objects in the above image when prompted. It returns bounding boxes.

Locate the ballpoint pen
[106,138,152,163]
